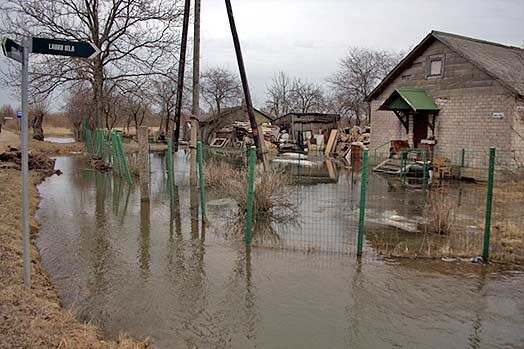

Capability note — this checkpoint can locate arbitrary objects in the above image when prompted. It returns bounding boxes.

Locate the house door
[413,114,428,148]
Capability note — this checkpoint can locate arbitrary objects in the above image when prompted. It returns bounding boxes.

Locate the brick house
[367,31,524,169]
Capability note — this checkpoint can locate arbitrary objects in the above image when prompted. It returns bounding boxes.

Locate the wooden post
[172,0,191,151]
[225,0,269,170]
[138,126,150,201]
[190,0,201,189]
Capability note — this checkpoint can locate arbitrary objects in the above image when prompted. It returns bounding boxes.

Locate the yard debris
[90,157,111,172]
[0,146,60,176]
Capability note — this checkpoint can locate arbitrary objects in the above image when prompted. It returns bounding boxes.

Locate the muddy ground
[0,130,148,348]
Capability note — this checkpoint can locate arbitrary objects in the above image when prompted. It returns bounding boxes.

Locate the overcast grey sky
[1,0,523,109]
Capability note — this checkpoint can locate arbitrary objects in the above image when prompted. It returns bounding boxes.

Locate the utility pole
[225,0,269,170]
[190,0,201,187]
[173,0,192,151]
[189,0,201,221]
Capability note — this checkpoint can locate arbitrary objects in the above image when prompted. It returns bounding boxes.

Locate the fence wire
[173,145,523,263]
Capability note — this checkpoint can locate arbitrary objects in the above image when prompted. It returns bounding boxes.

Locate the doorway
[413,114,428,148]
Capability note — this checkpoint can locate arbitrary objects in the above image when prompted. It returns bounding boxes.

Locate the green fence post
[167,139,175,201]
[357,149,369,257]
[197,141,207,219]
[245,146,257,246]
[96,129,104,158]
[117,133,133,185]
[112,132,123,177]
[459,148,465,180]
[85,128,94,157]
[482,147,496,263]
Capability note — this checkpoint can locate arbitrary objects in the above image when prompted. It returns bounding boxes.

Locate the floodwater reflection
[35,155,524,348]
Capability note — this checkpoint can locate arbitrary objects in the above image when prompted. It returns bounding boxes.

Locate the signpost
[2,37,23,63]
[31,37,101,59]
[2,36,100,289]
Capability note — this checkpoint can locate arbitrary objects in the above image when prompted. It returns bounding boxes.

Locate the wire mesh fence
[196,144,524,263]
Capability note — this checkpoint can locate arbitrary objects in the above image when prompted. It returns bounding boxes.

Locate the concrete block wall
[369,39,520,170]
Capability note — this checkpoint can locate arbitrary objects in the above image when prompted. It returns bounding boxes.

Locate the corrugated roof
[367,31,524,100]
[379,88,439,112]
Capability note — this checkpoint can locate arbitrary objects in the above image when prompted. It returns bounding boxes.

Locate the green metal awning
[379,88,439,112]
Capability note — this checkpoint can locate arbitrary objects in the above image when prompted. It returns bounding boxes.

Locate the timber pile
[0,146,61,176]
[327,126,371,161]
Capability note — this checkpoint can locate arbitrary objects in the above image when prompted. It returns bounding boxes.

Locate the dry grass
[0,167,149,348]
[204,160,299,240]
[204,159,241,189]
[423,188,456,235]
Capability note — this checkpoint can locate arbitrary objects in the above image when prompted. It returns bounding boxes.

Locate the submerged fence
[78,131,523,264]
[229,145,523,264]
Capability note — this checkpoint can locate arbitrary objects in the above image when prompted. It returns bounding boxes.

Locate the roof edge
[367,30,524,101]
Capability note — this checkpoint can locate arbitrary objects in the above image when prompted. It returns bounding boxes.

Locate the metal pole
[197,141,206,219]
[482,147,496,263]
[459,148,465,180]
[357,149,369,257]
[224,0,269,170]
[167,139,175,201]
[172,0,191,151]
[21,37,31,288]
[245,146,256,245]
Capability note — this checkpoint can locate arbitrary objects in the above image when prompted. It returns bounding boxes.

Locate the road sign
[31,37,100,59]
[16,111,22,119]
[2,37,23,63]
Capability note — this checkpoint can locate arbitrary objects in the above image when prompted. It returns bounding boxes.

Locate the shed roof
[273,112,340,125]
[368,31,524,100]
[379,88,439,112]
[198,106,272,124]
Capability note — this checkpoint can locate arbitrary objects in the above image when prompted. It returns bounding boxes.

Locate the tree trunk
[92,57,104,129]
[31,113,44,141]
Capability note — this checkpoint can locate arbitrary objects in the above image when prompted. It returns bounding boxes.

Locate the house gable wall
[370,40,517,168]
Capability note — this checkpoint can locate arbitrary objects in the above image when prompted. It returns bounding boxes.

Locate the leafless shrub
[204,160,300,240]
[423,188,456,235]
[204,159,241,189]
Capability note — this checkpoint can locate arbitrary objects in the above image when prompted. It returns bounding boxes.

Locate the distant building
[198,106,273,144]
[272,112,340,142]
[367,31,524,169]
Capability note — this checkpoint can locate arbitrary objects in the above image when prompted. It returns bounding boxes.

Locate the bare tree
[200,67,242,115]
[0,0,183,128]
[327,47,402,125]
[65,85,94,140]
[29,100,49,141]
[154,76,177,139]
[122,93,149,135]
[265,71,293,117]
[0,104,16,134]
[289,78,326,113]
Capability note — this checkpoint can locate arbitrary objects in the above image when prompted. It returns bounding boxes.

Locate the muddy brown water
[36,154,524,348]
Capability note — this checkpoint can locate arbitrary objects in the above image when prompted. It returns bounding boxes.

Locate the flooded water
[44,136,76,143]
[36,154,524,348]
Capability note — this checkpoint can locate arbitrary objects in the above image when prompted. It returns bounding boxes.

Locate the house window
[427,54,444,78]
[430,59,442,76]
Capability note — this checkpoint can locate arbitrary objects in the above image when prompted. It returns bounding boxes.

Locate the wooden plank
[324,129,338,156]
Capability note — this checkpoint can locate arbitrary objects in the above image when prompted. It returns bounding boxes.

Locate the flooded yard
[36,154,524,348]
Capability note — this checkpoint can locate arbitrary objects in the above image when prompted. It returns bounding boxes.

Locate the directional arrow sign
[2,37,24,63]
[31,37,100,59]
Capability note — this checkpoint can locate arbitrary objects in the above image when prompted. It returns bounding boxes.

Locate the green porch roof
[379,88,439,112]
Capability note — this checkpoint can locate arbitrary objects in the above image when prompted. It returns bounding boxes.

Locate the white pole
[21,37,30,288]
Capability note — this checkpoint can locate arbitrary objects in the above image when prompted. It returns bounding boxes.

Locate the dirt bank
[0,144,149,347]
